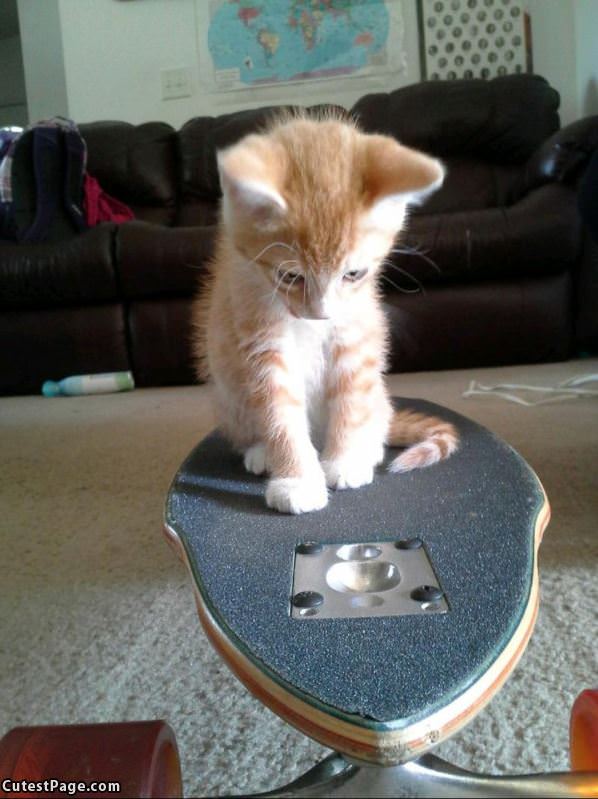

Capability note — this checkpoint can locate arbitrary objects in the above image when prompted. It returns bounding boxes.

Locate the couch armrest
[0,223,117,311]
[514,116,598,198]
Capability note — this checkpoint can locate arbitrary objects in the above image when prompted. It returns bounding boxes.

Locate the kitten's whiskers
[382,259,426,294]
[250,241,297,265]
[389,243,441,275]
[380,271,421,295]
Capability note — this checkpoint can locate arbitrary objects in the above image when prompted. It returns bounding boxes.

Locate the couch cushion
[0,223,117,310]
[80,121,177,210]
[126,274,573,386]
[353,74,560,164]
[127,297,196,387]
[117,221,216,299]
[391,183,581,286]
[384,272,572,372]
[176,199,220,228]
[0,303,129,395]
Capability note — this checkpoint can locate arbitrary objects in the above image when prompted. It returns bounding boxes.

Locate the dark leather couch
[2,74,597,395]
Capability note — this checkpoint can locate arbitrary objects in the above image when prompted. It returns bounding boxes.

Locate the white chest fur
[285,318,331,444]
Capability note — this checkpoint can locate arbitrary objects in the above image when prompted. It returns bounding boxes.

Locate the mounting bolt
[292,591,324,609]
[395,537,423,550]
[296,542,324,555]
[410,585,443,603]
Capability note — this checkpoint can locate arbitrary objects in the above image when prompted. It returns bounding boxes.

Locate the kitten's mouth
[297,311,330,321]
[286,303,330,321]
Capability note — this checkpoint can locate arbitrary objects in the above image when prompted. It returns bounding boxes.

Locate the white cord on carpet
[463,373,598,406]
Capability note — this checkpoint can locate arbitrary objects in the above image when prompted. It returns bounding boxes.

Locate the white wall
[526,0,598,126]
[526,0,578,126]
[15,0,596,129]
[56,0,420,127]
[58,0,200,127]
[574,0,598,118]
[0,34,28,126]
[17,0,68,122]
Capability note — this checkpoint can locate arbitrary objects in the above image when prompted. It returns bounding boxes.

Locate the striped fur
[388,410,459,472]
[191,113,457,514]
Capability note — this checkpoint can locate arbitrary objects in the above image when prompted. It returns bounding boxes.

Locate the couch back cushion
[353,74,560,163]
[178,103,350,201]
[176,75,559,219]
[355,74,561,214]
[80,121,178,224]
[412,158,523,213]
[179,106,305,202]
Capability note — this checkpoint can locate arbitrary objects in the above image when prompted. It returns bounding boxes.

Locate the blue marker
[42,371,134,397]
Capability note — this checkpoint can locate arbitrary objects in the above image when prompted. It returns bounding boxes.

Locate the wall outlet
[161,67,192,100]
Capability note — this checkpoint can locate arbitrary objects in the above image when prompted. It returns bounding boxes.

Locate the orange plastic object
[0,720,182,798]
[571,689,598,770]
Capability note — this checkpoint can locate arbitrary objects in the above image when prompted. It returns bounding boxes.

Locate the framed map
[196,1,406,93]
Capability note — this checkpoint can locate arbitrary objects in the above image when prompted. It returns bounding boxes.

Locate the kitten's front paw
[265,473,328,514]
[322,456,375,490]
[244,443,267,475]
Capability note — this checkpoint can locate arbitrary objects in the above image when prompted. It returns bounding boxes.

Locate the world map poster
[197,0,406,92]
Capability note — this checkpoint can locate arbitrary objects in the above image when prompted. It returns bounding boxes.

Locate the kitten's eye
[343,268,367,282]
[276,268,303,285]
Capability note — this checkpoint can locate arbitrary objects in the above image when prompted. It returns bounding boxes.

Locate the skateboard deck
[164,398,550,766]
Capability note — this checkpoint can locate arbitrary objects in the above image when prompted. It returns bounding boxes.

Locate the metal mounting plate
[291,540,449,620]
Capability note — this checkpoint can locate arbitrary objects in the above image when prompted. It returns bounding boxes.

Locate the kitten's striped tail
[387,409,459,473]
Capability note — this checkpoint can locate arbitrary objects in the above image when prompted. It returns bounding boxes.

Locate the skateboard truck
[291,539,449,619]
[249,750,598,797]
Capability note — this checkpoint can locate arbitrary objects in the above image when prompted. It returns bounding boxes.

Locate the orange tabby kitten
[192,111,458,514]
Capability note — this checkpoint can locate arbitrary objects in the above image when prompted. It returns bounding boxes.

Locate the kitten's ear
[217,138,287,230]
[362,135,445,228]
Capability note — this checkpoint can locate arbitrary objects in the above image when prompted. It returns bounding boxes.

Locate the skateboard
[163,396,551,768]
[160,397,598,796]
[159,398,598,796]
[1,399,596,797]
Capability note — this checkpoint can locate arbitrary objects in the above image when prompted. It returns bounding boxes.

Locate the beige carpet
[1,360,597,797]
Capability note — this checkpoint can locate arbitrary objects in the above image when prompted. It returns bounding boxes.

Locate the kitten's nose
[306,298,331,320]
